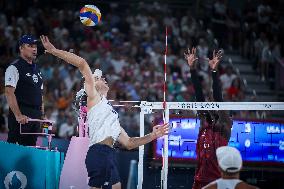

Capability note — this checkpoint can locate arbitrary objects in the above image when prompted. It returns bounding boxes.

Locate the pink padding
[59,136,90,189]
[36,136,44,146]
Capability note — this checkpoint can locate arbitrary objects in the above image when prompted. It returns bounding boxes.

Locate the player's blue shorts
[85,143,120,188]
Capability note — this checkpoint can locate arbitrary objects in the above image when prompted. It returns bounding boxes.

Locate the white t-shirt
[87,97,121,147]
[5,65,19,88]
[220,73,237,90]
[111,58,126,74]
[59,123,75,138]
[214,178,242,189]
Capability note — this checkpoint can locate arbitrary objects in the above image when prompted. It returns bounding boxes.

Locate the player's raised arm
[184,47,205,102]
[117,123,169,150]
[209,50,223,102]
[40,35,101,106]
[208,50,232,139]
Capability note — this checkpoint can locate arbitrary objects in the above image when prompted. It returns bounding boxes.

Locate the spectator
[260,38,281,85]
[226,77,244,101]
[220,65,237,91]
[58,115,76,139]
[55,109,67,136]
[212,0,228,47]
[226,9,241,50]
[260,40,274,81]
[254,32,268,71]
[197,38,209,72]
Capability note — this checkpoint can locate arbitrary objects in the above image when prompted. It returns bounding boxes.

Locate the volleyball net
[136,101,284,189]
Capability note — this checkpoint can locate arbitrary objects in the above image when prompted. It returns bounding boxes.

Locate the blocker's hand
[208,49,223,71]
[40,35,56,54]
[184,47,198,69]
[151,123,170,139]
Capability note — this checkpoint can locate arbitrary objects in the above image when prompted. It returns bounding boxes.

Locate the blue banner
[0,141,64,189]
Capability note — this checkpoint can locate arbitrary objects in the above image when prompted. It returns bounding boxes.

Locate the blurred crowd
[239,0,283,87]
[0,0,283,139]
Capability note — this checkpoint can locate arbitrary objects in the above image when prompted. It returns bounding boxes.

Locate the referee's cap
[216,146,242,173]
[19,35,38,46]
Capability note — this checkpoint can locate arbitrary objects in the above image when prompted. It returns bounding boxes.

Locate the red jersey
[192,122,228,189]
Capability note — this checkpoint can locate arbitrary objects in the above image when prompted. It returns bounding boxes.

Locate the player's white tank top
[214,178,242,189]
[87,96,121,147]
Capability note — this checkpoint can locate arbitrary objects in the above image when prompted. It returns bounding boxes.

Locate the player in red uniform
[184,48,232,189]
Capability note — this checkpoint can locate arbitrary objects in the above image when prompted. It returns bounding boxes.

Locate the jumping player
[40,35,169,189]
[184,48,232,189]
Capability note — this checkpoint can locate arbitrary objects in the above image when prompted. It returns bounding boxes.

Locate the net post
[162,106,170,189]
[137,102,148,189]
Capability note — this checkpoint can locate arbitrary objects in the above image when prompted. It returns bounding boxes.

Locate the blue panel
[0,141,63,189]
[155,118,284,164]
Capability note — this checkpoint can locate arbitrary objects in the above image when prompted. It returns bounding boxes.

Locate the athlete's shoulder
[236,182,259,189]
[202,181,217,189]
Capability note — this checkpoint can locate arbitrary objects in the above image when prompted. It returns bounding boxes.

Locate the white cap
[93,69,102,79]
[216,146,242,173]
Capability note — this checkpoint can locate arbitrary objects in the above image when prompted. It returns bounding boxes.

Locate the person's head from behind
[93,69,109,97]
[216,146,242,177]
[58,109,65,117]
[67,115,74,126]
[225,65,233,76]
[198,38,207,48]
[18,35,38,61]
[231,77,242,89]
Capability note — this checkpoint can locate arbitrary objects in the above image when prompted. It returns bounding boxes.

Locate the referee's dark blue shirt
[5,57,43,107]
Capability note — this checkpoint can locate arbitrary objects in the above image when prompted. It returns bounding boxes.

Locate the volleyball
[79,5,101,26]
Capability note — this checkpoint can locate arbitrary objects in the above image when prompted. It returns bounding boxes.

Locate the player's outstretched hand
[151,123,170,139]
[208,49,223,71]
[184,47,198,69]
[40,35,56,54]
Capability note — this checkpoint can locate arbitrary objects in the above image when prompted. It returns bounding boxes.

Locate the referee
[4,35,44,146]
